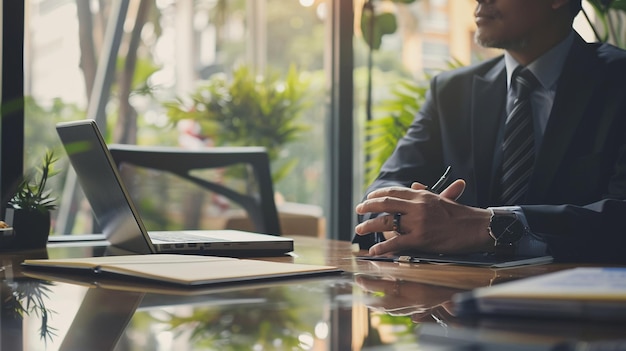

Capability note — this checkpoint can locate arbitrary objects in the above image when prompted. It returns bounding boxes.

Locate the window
[24,0,336,237]
[352,0,494,196]
[8,0,505,241]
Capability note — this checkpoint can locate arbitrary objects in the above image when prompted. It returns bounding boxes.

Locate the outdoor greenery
[361,0,416,51]
[163,65,312,183]
[362,59,464,187]
[364,79,426,186]
[21,1,330,235]
[586,0,626,47]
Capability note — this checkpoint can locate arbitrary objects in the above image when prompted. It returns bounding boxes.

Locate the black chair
[108,144,281,235]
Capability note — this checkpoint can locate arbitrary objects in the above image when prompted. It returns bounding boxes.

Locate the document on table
[453,267,626,321]
[357,252,553,268]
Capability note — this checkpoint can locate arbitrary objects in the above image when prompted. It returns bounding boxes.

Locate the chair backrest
[107,144,281,235]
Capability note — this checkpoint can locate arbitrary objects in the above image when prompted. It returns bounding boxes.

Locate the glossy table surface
[2,236,625,351]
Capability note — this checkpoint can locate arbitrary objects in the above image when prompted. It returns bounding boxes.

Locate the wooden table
[1,236,624,350]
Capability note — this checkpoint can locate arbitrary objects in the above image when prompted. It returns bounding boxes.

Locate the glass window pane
[25,0,330,237]
[352,0,500,191]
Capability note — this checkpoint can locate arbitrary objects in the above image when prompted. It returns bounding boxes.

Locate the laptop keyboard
[149,231,227,243]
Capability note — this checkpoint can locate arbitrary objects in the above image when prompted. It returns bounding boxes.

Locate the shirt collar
[504,32,574,90]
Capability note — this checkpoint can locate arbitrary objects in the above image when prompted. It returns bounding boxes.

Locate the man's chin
[474,32,527,51]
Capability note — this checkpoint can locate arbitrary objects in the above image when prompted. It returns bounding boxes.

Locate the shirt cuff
[487,206,548,257]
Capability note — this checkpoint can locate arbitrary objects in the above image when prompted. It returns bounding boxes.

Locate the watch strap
[487,208,525,256]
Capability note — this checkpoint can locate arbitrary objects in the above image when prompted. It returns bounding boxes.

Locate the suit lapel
[528,36,601,201]
[472,60,506,206]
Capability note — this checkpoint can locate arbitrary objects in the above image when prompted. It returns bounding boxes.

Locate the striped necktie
[500,67,540,205]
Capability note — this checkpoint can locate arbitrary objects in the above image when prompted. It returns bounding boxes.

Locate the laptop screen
[56,120,155,254]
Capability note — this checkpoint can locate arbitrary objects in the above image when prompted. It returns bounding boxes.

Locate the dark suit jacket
[355,33,626,263]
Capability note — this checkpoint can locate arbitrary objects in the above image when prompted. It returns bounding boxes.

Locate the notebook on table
[56,119,293,257]
[453,267,626,321]
[22,254,341,287]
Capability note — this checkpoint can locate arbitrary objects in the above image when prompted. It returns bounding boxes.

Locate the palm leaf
[364,79,426,185]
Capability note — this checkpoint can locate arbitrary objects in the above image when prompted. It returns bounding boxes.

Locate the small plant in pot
[3,150,58,250]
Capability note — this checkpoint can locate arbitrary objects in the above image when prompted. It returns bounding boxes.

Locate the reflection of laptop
[59,288,144,351]
[56,119,293,256]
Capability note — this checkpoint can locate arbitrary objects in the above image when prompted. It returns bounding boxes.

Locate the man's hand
[354,179,493,256]
[355,274,459,321]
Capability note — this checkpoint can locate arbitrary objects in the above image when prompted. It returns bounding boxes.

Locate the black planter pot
[2,208,51,251]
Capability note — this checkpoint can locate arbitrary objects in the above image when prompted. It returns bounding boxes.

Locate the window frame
[0,1,25,217]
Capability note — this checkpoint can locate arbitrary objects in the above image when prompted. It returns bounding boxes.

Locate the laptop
[56,119,294,256]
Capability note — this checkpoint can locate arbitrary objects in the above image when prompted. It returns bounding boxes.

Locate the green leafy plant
[8,150,59,213]
[585,0,626,48]
[364,60,464,186]
[163,64,311,183]
[364,79,426,186]
[360,0,416,51]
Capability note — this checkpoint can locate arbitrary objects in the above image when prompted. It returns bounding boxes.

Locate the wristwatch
[487,208,526,256]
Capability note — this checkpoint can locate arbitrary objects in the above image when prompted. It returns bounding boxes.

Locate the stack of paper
[454,267,626,321]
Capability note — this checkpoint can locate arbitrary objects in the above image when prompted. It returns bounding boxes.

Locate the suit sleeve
[522,199,626,263]
[521,127,626,263]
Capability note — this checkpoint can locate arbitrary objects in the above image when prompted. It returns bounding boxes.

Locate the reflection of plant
[166,306,301,349]
[152,286,318,350]
[163,65,311,183]
[8,150,59,213]
[4,279,57,343]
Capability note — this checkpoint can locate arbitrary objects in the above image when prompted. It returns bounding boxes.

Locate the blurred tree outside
[56,0,331,233]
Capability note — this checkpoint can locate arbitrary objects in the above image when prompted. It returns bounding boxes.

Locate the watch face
[491,215,524,245]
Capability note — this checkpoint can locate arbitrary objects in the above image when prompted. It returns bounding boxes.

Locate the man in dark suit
[354,0,626,263]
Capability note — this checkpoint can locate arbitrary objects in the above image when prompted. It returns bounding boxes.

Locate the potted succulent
[3,150,58,250]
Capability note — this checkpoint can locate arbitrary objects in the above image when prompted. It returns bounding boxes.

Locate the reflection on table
[2,236,626,351]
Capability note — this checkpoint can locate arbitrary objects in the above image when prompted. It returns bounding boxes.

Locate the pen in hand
[375,165,452,222]
[367,166,452,244]
[426,166,451,194]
